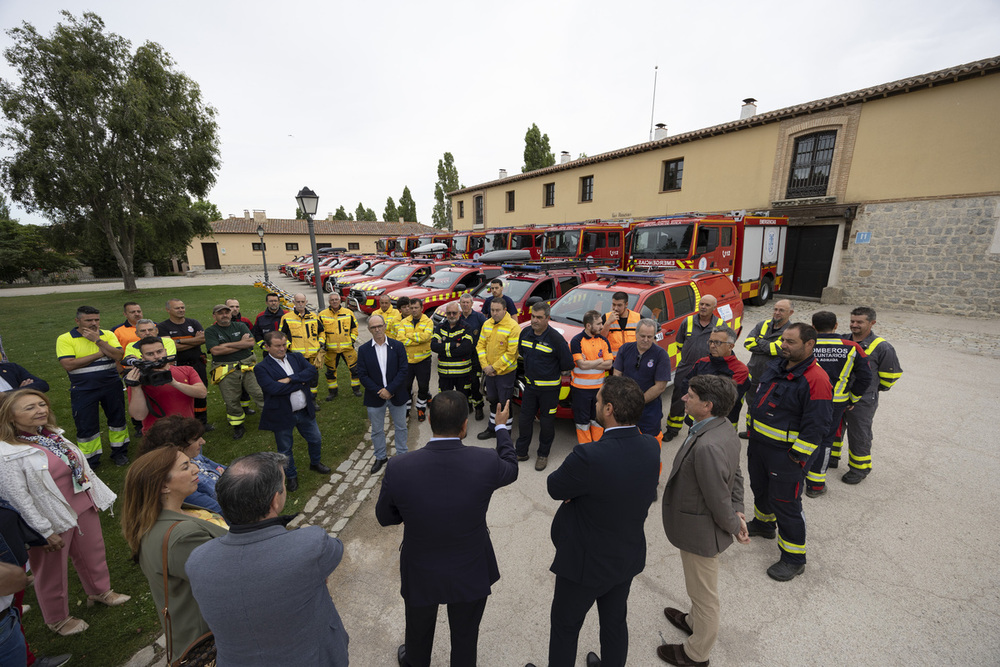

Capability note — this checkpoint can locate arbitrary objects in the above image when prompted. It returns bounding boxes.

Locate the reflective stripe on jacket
[318,308,358,352]
[279,311,323,357]
[396,315,434,363]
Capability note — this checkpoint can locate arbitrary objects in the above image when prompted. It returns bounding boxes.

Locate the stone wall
[837,196,1000,317]
[188,263,274,274]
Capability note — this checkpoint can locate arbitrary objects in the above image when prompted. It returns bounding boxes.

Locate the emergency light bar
[595,271,666,285]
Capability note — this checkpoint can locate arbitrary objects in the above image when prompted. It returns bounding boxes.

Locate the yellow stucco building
[186,212,435,273]
[449,56,1000,316]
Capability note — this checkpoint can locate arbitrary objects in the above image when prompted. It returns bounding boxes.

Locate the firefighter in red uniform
[805,311,873,497]
[744,323,832,582]
[676,325,750,426]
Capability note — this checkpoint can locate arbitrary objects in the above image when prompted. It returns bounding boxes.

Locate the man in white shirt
[356,315,410,474]
[253,331,331,493]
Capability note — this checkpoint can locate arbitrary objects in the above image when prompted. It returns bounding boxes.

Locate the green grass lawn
[1,284,368,666]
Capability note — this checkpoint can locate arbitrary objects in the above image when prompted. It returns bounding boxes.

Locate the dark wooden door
[202,243,221,270]
[781,225,838,298]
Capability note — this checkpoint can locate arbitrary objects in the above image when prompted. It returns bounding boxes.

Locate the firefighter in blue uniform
[744,322,832,582]
[431,301,475,402]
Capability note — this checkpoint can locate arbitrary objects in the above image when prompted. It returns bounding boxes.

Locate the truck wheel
[751,277,773,306]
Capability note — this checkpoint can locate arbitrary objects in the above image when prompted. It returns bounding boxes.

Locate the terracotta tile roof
[208,219,437,236]
[449,55,1000,196]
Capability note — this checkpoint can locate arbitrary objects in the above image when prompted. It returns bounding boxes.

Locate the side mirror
[456,283,468,291]
[526,296,543,306]
[408,276,419,283]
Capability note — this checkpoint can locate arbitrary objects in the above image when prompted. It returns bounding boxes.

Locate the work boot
[232,425,245,440]
[326,388,338,401]
[805,485,827,498]
[738,431,749,440]
[477,425,497,440]
[534,456,548,471]
[664,430,679,443]
[745,519,776,539]
[767,560,805,582]
[417,407,426,422]
[352,386,362,397]
[475,405,484,421]
[842,469,867,484]
[828,457,840,469]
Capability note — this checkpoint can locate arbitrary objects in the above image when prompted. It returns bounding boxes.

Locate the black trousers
[469,357,484,407]
[438,372,471,399]
[176,356,208,424]
[406,358,432,409]
[549,575,633,667]
[516,385,560,458]
[403,596,487,667]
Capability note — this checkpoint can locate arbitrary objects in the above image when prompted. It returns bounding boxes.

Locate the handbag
[162,521,217,667]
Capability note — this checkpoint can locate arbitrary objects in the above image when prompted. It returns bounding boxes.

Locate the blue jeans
[0,607,27,667]
[367,402,409,461]
[273,409,323,479]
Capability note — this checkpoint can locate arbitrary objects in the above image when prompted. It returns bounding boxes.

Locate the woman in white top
[0,389,129,636]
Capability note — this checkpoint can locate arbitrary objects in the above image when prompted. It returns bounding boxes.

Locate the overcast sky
[2,0,998,228]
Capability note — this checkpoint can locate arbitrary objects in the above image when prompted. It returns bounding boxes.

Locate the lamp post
[256,224,269,283]
[295,186,324,309]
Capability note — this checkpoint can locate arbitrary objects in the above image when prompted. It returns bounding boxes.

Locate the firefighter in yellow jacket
[319,291,361,400]
[376,293,402,336]
[394,296,434,421]
[475,299,520,438]
[279,292,324,399]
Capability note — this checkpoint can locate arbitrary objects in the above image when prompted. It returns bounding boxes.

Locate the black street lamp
[256,224,269,283]
[296,186,324,309]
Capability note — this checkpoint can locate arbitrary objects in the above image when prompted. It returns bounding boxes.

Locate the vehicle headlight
[364,289,384,296]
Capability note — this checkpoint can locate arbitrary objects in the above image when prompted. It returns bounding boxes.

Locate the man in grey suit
[187,452,349,666]
[658,375,750,667]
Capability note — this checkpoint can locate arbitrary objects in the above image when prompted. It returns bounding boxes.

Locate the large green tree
[332,205,353,221]
[193,199,221,222]
[354,202,377,222]
[0,12,221,291]
[522,123,555,172]
[432,152,462,230]
[398,186,417,223]
[383,197,398,223]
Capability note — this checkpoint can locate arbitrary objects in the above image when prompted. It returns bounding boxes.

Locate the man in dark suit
[357,314,409,474]
[376,391,518,667]
[253,331,331,493]
[0,360,48,393]
[659,374,750,667]
[532,375,660,667]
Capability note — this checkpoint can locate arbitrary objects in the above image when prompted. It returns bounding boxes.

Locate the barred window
[786,131,836,198]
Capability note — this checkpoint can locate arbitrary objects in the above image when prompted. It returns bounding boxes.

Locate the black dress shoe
[664,607,693,635]
[310,462,332,474]
[657,643,708,666]
[397,643,406,666]
[587,651,602,667]
[286,476,299,492]
[370,458,388,474]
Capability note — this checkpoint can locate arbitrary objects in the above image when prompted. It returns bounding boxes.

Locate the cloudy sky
[2,0,998,227]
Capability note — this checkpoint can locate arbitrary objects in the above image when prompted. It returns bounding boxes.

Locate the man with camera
[126,335,207,433]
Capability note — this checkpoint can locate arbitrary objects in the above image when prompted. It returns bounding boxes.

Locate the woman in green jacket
[121,447,228,661]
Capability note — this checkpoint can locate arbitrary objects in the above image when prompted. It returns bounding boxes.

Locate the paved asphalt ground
[7,273,998,666]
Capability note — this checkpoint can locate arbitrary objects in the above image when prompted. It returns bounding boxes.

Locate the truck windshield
[549,288,639,325]
[376,240,386,253]
[484,233,507,252]
[419,270,462,289]
[544,230,580,257]
[363,262,395,277]
[383,265,414,281]
[454,235,468,253]
[632,225,693,259]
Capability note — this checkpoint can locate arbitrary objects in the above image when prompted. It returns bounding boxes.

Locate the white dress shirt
[371,338,389,387]
[271,354,307,412]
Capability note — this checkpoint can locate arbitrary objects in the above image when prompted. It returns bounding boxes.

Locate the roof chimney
[653,123,668,140]
[499,168,507,179]
[560,151,571,164]
[740,98,757,120]
[244,209,250,219]
[253,210,266,223]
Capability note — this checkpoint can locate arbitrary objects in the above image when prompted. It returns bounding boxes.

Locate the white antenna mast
[648,65,659,142]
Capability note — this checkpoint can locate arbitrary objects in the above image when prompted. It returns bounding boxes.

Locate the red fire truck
[541,221,630,266]
[452,230,486,259]
[626,211,788,305]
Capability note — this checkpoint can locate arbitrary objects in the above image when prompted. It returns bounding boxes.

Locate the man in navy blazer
[532,375,660,667]
[253,331,330,493]
[356,314,409,474]
[376,391,518,667]
[0,361,49,393]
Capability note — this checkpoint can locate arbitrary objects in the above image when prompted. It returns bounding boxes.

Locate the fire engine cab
[542,221,629,266]
[627,211,788,305]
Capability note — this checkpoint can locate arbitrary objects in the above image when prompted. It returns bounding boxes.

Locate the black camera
[124,356,174,387]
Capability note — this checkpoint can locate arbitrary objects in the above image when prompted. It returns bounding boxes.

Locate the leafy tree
[0,194,78,282]
[192,199,221,222]
[398,186,417,223]
[354,203,377,222]
[355,203,366,222]
[332,205,353,221]
[432,152,462,230]
[384,197,398,223]
[522,123,555,173]
[294,207,304,219]
[0,12,220,291]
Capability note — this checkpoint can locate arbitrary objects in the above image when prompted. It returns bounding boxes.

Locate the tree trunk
[100,217,138,291]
